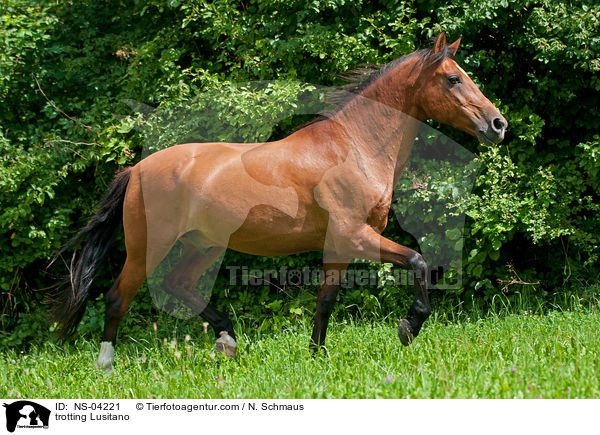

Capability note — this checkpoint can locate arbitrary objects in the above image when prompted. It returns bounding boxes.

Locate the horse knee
[407,252,427,280]
[161,277,186,296]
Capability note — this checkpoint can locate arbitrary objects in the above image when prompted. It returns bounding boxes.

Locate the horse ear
[447,35,462,56]
[431,31,446,54]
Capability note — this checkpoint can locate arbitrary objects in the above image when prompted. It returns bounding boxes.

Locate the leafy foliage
[0,0,598,345]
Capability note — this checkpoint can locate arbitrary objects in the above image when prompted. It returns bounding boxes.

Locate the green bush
[429,0,600,296]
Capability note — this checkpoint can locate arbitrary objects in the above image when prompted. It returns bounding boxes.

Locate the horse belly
[226,203,326,256]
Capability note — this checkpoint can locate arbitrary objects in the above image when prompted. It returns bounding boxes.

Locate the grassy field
[1,300,599,399]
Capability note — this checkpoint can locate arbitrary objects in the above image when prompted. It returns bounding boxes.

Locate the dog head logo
[3,401,50,432]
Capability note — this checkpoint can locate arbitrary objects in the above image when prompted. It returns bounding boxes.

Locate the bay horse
[50,32,506,371]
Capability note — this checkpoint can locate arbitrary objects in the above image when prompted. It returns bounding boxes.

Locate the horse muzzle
[477,115,507,145]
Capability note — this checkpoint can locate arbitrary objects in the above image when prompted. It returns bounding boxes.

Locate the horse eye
[448,75,461,85]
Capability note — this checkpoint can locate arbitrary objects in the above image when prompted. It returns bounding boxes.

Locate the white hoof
[215,331,237,358]
[94,341,115,374]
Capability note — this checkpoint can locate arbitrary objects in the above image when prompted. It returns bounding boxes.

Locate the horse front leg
[335,226,431,346]
[309,262,349,354]
[395,251,429,345]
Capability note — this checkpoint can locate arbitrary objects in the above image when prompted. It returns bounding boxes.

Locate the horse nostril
[492,117,506,133]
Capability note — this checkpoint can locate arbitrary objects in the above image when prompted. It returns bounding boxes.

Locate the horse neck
[328,62,424,178]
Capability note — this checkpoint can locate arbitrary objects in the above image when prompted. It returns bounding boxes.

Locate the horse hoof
[397,319,414,346]
[215,331,237,358]
[95,342,115,372]
[309,343,328,357]
[94,341,115,374]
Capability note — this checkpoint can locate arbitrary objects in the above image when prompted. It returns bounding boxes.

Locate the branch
[497,263,540,293]
[44,139,100,147]
[33,75,96,133]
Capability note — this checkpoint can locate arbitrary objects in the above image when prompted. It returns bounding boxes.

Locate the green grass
[1,303,599,399]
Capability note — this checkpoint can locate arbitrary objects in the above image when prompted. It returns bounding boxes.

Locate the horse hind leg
[95,255,147,372]
[96,173,182,372]
[161,242,236,357]
[97,234,183,372]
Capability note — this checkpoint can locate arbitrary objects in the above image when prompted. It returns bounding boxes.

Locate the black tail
[49,167,132,340]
